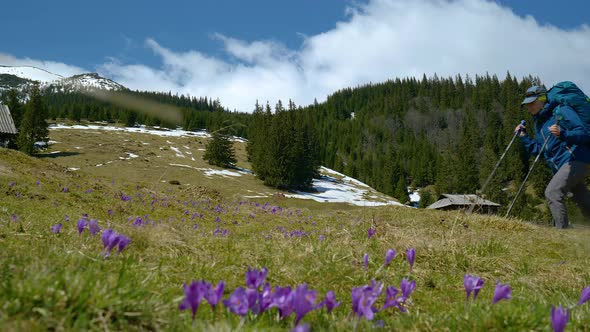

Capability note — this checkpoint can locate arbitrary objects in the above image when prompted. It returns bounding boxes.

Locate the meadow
[0,124,589,331]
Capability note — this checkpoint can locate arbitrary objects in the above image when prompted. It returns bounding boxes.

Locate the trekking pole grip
[516,120,526,135]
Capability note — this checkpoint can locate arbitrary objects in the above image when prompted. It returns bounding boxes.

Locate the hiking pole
[505,118,559,218]
[467,120,525,214]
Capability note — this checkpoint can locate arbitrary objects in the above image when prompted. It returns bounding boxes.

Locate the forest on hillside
[1,73,557,221]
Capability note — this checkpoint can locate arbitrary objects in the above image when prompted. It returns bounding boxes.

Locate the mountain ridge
[0,65,125,93]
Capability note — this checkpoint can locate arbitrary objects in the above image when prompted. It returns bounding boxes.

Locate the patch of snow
[285,167,403,207]
[49,123,211,138]
[169,163,196,169]
[68,167,80,171]
[170,147,185,157]
[409,190,420,203]
[203,169,242,177]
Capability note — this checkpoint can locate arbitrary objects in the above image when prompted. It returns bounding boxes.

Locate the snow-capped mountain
[0,65,64,83]
[0,65,125,93]
[46,73,126,93]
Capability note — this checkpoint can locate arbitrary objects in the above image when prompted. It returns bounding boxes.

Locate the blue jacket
[520,104,590,173]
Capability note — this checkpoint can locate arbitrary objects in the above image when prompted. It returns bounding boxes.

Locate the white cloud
[99,0,590,112]
[0,53,86,77]
[13,0,589,113]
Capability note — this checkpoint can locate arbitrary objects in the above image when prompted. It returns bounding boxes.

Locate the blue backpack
[547,81,590,132]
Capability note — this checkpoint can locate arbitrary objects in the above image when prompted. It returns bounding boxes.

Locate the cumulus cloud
[95,0,590,112]
[0,53,86,77]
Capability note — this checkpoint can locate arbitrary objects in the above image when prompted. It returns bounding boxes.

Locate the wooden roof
[0,104,17,134]
[427,194,500,209]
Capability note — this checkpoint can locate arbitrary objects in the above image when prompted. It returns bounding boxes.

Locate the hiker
[515,85,590,228]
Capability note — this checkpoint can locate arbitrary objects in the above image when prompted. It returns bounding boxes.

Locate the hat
[521,85,547,105]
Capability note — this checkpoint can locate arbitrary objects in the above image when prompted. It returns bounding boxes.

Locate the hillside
[0,126,589,331]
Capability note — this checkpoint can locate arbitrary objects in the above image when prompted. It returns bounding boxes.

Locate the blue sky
[1,0,590,112]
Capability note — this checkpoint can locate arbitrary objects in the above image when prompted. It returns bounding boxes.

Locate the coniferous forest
[1,72,558,221]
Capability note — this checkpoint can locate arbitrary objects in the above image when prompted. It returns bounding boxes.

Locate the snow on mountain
[0,65,64,83]
[53,73,125,91]
[0,65,125,92]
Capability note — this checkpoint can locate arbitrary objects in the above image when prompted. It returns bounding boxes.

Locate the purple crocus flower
[8,181,15,188]
[406,248,415,271]
[400,278,416,302]
[319,290,341,313]
[492,282,512,304]
[382,286,404,312]
[270,286,295,318]
[245,267,268,289]
[578,286,590,306]
[351,280,383,320]
[292,284,318,325]
[368,227,376,238]
[245,288,260,312]
[117,235,131,253]
[205,281,225,310]
[88,219,101,236]
[223,287,250,316]
[550,305,569,332]
[258,283,274,314]
[363,253,369,270]
[179,281,208,320]
[385,249,396,266]
[464,274,484,301]
[51,223,62,234]
[77,218,88,234]
[101,228,130,257]
[105,234,121,256]
[101,228,115,248]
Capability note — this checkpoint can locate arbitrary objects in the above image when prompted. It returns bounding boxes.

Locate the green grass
[0,127,589,331]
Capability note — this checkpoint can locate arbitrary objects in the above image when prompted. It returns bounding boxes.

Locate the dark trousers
[545,161,590,228]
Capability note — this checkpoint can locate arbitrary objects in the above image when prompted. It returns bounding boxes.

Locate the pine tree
[4,89,23,129]
[17,85,48,155]
[418,190,435,208]
[203,131,237,168]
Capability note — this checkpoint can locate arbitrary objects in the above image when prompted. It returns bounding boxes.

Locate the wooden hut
[0,104,18,147]
[427,194,500,214]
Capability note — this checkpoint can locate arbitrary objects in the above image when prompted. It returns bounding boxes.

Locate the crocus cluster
[77,215,101,235]
[101,228,131,257]
[352,278,416,320]
[463,275,512,305]
[180,267,340,328]
[179,280,225,320]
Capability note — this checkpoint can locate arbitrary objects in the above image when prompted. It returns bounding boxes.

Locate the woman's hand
[549,124,561,138]
[514,124,526,137]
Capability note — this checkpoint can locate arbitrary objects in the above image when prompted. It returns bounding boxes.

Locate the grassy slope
[0,127,589,331]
